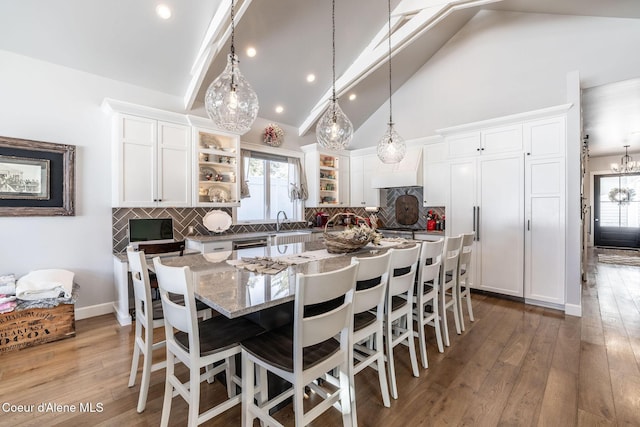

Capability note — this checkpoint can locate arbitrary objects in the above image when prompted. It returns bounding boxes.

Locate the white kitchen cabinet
[350,154,380,207]
[192,126,240,207]
[186,239,233,253]
[524,157,565,306]
[112,113,191,207]
[524,116,566,157]
[302,144,350,208]
[446,124,523,159]
[449,153,525,297]
[423,143,448,207]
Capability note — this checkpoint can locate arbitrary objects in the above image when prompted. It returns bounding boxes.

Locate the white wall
[352,10,640,149]
[0,50,186,310]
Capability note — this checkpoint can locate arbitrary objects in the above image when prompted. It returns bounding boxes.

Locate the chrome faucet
[276,210,288,232]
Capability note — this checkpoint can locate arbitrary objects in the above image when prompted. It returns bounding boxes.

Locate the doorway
[593,173,640,248]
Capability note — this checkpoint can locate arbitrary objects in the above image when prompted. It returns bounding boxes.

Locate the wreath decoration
[608,187,636,205]
[263,123,284,147]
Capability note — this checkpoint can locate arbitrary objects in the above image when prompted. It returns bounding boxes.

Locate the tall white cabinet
[447,125,524,297]
[111,112,191,207]
[524,118,566,305]
[439,107,569,309]
[350,154,380,207]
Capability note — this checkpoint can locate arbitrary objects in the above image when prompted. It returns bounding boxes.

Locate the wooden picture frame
[0,136,75,216]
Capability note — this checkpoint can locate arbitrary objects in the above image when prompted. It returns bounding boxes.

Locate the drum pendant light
[377,0,406,164]
[205,0,259,135]
[316,0,353,151]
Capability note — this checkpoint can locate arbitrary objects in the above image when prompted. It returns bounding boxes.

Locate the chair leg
[432,298,444,353]
[128,339,140,387]
[385,318,398,399]
[188,365,200,427]
[466,290,475,322]
[451,283,462,335]
[241,351,254,427]
[294,382,305,427]
[160,354,175,427]
[406,314,420,378]
[375,331,391,407]
[137,343,152,413]
[457,281,466,332]
[226,356,236,398]
[441,290,450,347]
[417,305,428,369]
[339,361,354,427]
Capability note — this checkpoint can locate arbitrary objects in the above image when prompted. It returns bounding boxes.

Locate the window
[236,151,302,223]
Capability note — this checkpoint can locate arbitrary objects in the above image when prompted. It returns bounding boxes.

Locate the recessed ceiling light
[275,106,284,114]
[246,47,257,57]
[156,4,172,20]
[306,74,316,83]
[349,93,357,101]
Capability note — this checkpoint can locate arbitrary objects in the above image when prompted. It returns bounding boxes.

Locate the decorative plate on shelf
[200,166,217,182]
[203,209,232,233]
[207,185,230,203]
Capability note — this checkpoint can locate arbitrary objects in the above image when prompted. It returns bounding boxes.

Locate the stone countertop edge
[413,231,446,236]
[186,226,349,243]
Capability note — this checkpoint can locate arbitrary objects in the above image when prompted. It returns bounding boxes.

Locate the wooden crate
[0,303,75,353]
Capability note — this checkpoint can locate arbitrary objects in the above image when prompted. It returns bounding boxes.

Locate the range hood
[371,147,423,188]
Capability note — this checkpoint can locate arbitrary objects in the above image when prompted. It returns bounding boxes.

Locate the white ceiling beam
[183,0,253,111]
[298,0,503,136]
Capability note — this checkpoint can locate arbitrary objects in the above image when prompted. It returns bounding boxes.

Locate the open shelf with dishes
[193,127,241,207]
[301,145,350,207]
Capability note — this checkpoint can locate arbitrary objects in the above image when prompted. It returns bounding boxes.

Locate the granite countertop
[413,230,445,236]
[156,239,416,319]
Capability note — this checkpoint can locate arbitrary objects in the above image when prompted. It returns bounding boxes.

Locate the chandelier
[610,145,640,174]
[205,0,259,135]
[316,0,353,151]
[377,0,406,164]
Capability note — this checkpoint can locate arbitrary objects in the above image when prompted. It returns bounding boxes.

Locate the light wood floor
[2,251,639,426]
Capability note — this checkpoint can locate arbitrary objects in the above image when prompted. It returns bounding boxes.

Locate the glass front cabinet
[192,127,241,207]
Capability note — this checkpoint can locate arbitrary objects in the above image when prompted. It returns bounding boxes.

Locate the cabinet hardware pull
[476,206,480,241]
[527,220,530,231]
[472,206,477,241]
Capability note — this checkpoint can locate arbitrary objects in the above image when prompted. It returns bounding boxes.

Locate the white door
[157,121,190,207]
[477,153,524,297]
[525,157,565,304]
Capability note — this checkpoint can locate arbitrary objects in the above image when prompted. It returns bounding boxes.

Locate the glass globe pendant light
[610,145,640,174]
[205,0,258,135]
[316,0,353,150]
[377,0,406,164]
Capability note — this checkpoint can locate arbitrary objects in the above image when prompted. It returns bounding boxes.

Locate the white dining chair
[413,238,445,368]
[126,246,166,413]
[384,244,421,400]
[153,257,264,427]
[440,235,463,347]
[457,232,475,331]
[241,262,359,427]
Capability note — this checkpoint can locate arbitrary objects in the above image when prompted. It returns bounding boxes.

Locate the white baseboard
[75,302,120,321]
[564,303,582,317]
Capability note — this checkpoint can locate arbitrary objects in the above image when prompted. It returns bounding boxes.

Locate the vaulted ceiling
[1,0,640,156]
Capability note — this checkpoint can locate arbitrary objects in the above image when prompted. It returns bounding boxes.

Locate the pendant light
[610,145,640,174]
[377,0,406,164]
[205,0,259,135]
[316,0,353,151]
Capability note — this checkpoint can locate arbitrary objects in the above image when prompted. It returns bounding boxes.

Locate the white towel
[16,269,74,300]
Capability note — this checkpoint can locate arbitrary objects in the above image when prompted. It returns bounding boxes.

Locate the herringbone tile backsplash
[112,188,444,252]
[112,207,306,253]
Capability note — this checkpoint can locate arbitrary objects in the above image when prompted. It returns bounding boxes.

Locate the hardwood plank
[578,342,616,421]
[537,367,578,427]
[609,371,640,425]
[577,408,616,427]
